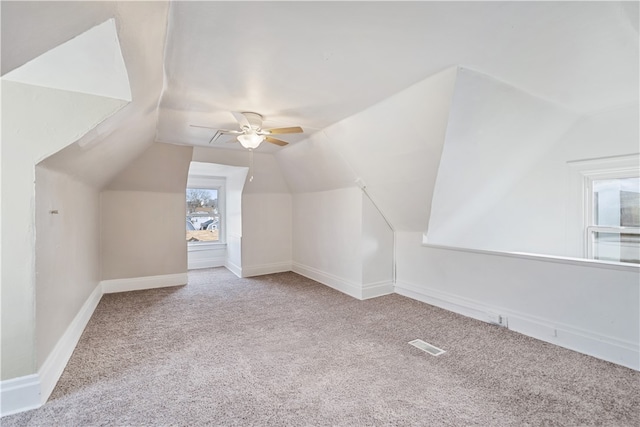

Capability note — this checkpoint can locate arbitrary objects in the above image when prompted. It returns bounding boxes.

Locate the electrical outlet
[487,312,508,327]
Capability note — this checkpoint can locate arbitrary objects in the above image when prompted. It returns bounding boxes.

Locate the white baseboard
[187,244,227,270]
[242,262,292,278]
[2,272,194,417]
[1,284,104,418]
[395,280,639,371]
[395,280,489,322]
[188,256,226,270]
[292,262,363,300]
[225,260,242,278]
[101,273,187,294]
[0,375,41,417]
[362,280,394,300]
[38,283,103,405]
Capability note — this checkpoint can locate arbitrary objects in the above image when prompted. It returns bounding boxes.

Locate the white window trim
[568,154,639,261]
[186,175,226,246]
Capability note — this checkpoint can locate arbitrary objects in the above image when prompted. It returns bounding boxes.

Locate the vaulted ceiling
[2,1,638,208]
[4,1,637,153]
[157,1,639,151]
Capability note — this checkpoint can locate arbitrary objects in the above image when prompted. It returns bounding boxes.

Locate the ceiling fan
[190,112,303,149]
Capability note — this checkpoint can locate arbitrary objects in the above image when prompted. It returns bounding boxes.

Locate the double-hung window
[186,188,221,243]
[586,174,639,264]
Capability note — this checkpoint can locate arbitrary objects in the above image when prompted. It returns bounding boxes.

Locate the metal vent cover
[409,339,446,356]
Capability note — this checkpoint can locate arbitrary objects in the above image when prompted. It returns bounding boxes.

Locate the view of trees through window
[186,188,219,242]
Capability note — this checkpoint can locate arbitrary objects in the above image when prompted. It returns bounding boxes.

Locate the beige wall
[106,142,193,193]
[100,191,187,280]
[100,142,193,280]
[35,166,101,367]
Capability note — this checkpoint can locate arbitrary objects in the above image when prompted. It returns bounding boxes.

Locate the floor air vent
[409,339,446,356]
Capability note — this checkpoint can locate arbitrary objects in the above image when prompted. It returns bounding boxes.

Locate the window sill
[421,240,640,273]
[187,242,227,252]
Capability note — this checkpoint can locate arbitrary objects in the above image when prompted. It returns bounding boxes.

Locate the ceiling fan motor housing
[242,112,264,131]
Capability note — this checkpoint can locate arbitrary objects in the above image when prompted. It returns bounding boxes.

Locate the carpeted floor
[4,268,639,426]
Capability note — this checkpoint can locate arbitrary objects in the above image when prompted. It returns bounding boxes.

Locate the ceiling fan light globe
[237,133,264,149]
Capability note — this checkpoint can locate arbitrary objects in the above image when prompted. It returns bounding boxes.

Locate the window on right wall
[587,176,640,264]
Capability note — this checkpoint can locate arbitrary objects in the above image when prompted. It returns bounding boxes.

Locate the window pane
[592,231,640,264]
[593,177,640,227]
[186,188,219,242]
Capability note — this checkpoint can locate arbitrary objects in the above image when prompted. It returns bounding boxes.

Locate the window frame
[580,162,639,263]
[186,176,226,247]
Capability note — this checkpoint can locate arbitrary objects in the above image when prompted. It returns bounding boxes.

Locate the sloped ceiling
[277,66,459,232]
[157,1,638,152]
[1,1,116,75]
[2,19,131,101]
[154,1,637,234]
[1,1,169,189]
[3,1,637,221]
[427,68,580,247]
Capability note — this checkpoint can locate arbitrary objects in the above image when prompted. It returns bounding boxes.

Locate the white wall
[293,188,363,291]
[361,194,394,292]
[277,67,458,233]
[425,69,638,259]
[1,1,168,388]
[395,232,639,369]
[292,187,393,299]
[1,81,127,381]
[275,130,357,193]
[225,167,249,276]
[323,66,458,232]
[560,105,640,258]
[242,193,292,276]
[426,68,579,254]
[34,167,101,368]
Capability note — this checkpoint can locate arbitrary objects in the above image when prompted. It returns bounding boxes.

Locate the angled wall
[1,2,169,416]
[275,131,357,193]
[322,66,459,232]
[280,68,457,298]
[425,68,579,255]
[101,143,193,281]
[34,167,101,368]
[425,69,638,259]
[1,82,127,382]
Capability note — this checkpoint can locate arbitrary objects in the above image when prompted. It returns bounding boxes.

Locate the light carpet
[4,268,639,426]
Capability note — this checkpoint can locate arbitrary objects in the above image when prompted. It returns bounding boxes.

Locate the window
[587,176,640,264]
[186,188,220,243]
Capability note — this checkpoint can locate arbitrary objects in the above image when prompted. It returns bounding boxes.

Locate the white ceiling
[156,1,639,152]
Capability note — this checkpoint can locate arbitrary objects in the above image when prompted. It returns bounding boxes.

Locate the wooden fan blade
[264,126,303,135]
[265,136,289,146]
